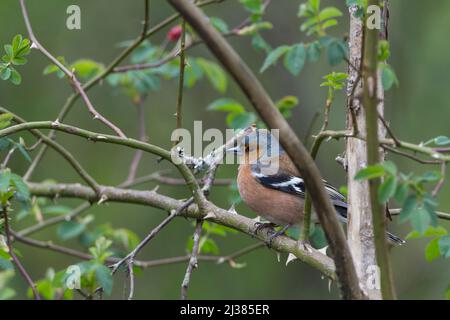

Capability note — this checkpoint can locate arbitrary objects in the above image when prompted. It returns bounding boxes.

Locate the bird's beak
[226,146,242,155]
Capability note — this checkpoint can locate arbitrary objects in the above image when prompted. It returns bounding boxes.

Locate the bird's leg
[253,222,277,237]
[267,223,292,248]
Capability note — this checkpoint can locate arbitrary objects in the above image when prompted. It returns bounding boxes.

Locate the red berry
[167,26,183,42]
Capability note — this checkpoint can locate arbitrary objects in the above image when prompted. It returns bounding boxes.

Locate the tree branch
[26,181,337,280]
[362,0,396,299]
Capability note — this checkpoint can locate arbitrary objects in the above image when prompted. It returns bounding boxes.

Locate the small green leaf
[354,164,385,180]
[307,41,321,61]
[434,136,450,146]
[94,264,113,295]
[425,238,440,262]
[327,39,347,66]
[378,175,397,204]
[10,69,22,85]
[0,67,11,81]
[228,112,257,129]
[0,113,13,130]
[0,170,11,194]
[260,46,290,73]
[10,174,29,200]
[318,7,342,21]
[439,235,450,258]
[197,58,228,93]
[394,183,409,204]
[57,221,86,240]
[284,43,306,76]
[380,63,399,91]
[207,98,245,113]
[209,17,230,33]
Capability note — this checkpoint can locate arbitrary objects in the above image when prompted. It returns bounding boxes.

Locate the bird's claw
[252,222,277,237]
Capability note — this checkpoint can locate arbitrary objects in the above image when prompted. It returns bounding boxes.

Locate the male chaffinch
[227,129,405,246]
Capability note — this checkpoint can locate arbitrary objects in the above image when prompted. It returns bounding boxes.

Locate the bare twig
[2,207,40,300]
[111,198,195,274]
[125,101,148,184]
[181,219,203,300]
[432,162,446,197]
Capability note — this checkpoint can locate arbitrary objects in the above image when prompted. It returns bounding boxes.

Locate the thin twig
[378,112,401,146]
[111,198,195,274]
[125,101,148,184]
[2,207,40,300]
[180,219,203,300]
[432,162,446,197]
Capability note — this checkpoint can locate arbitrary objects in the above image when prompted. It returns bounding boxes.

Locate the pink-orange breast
[237,164,304,226]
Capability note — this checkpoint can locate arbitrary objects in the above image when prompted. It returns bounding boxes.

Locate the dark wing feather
[252,171,348,220]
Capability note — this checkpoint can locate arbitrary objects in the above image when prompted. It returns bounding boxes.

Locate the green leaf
[0,113,13,130]
[209,17,230,33]
[382,161,397,176]
[207,98,245,113]
[94,264,113,295]
[3,45,13,60]
[260,46,290,73]
[434,136,450,146]
[197,58,228,93]
[0,170,11,194]
[228,112,257,129]
[394,183,409,204]
[0,67,11,81]
[410,206,433,235]
[380,63,399,91]
[276,96,298,118]
[10,174,29,200]
[307,41,321,61]
[10,69,22,85]
[354,164,385,180]
[327,39,347,66]
[399,195,418,223]
[406,226,448,240]
[425,238,440,262]
[57,221,86,240]
[199,238,219,255]
[70,59,104,80]
[378,175,397,203]
[318,7,342,21]
[439,235,450,258]
[284,44,306,76]
[12,35,23,53]
[12,57,27,66]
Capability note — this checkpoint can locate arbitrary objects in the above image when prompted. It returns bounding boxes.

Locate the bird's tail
[387,231,406,246]
[335,205,405,246]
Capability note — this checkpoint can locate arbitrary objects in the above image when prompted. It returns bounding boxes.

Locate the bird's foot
[266,224,292,248]
[253,222,277,237]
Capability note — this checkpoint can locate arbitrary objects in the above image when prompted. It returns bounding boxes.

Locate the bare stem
[181,219,203,300]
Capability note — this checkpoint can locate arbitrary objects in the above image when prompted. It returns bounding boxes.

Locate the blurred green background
[1,0,449,299]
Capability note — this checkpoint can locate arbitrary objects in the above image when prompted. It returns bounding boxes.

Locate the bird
[226,128,405,247]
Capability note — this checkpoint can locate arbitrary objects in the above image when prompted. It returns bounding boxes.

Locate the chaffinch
[227,129,405,246]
